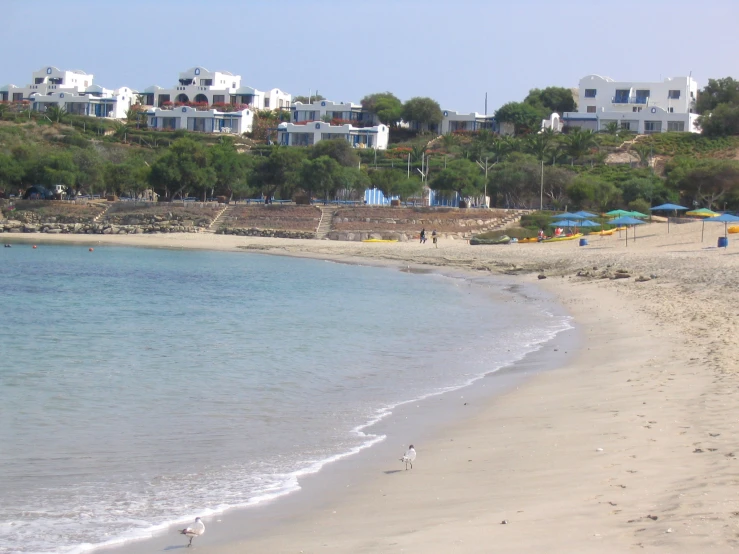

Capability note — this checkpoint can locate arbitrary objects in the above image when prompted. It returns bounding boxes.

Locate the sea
[0,244,572,554]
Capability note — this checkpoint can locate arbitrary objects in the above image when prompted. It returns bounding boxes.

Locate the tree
[41,152,78,192]
[402,97,443,130]
[524,87,576,116]
[430,159,484,198]
[525,131,555,162]
[566,175,596,207]
[209,138,250,200]
[106,157,149,200]
[299,156,342,201]
[697,103,739,137]
[254,147,306,200]
[494,102,544,135]
[45,105,67,124]
[696,77,739,114]
[0,153,23,194]
[369,169,405,198]
[394,177,423,202]
[336,166,370,200]
[543,166,576,209]
[310,139,359,167]
[74,148,107,197]
[630,143,652,168]
[602,122,619,135]
[293,94,325,104]
[668,159,739,209]
[361,92,403,127]
[563,128,597,165]
[149,138,214,201]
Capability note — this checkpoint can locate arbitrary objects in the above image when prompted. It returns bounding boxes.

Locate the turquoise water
[0,245,571,554]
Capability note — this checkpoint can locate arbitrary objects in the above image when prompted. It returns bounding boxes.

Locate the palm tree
[564,128,597,165]
[45,105,67,124]
[526,132,553,162]
[630,144,652,168]
[602,122,619,135]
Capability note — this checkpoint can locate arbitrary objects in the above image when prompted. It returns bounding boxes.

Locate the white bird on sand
[180,517,205,547]
[400,445,416,470]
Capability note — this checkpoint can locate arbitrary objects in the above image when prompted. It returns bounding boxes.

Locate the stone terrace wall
[3,200,105,224]
[332,206,510,235]
[104,203,221,228]
[218,205,321,233]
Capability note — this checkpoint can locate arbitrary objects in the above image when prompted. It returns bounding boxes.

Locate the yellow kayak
[729,226,739,234]
[542,233,583,243]
[518,237,540,243]
[592,227,626,236]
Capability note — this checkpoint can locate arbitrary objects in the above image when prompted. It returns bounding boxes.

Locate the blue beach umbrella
[548,219,581,228]
[573,211,599,219]
[609,216,647,246]
[650,203,688,233]
[577,220,601,228]
[705,213,739,243]
[551,212,583,220]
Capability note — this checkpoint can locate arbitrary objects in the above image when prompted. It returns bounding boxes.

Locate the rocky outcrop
[217,227,316,239]
[0,220,201,234]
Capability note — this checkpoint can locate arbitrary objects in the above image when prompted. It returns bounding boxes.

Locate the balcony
[612,96,649,105]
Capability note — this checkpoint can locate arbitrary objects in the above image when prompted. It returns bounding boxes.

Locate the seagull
[400,445,416,470]
[180,517,205,547]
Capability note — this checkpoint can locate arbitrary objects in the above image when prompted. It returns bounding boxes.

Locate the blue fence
[364,188,399,205]
[429,190,461,207]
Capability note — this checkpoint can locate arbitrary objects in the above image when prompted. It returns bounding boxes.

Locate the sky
[3,0,738,113]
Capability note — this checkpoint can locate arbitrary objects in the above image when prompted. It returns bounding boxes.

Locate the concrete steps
[205,204,232,232]
[93,203,112,223]
[315,206,336,239]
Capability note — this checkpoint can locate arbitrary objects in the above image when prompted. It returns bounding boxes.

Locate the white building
[439,110,496,134]
[140,67,290,111]
[1,66,136,119]
[146,105,254,134]
[291,100,378,125]
[276,121,389,149]
[560,75,700,134]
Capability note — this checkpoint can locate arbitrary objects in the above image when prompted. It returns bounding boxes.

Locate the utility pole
[540,159,544,211]
[476,157,495,208]
[407,153,410,178]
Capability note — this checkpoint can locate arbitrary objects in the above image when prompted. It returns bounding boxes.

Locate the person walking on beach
[420,228,426,244]
[432,229,438,248]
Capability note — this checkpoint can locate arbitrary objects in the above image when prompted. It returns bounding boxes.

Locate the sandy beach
[6,220,739,552]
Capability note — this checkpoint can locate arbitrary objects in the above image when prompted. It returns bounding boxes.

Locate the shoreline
[92,267,577,554]
[5,225,739,552]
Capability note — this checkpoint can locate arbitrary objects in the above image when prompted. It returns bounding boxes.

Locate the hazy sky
[4,0,738,113]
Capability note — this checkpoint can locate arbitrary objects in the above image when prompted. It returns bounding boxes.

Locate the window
[635,90,650,104]
[212,95,225,104]
[587,106,596,113]
[12,93,23,102]
[35,78,44,84]
[668,107,674,113]
[0,92,7,101]
[264,98,270,108]
[621,122,631,131]
[667,121,685,132]
[614,89,630,103]
[668,90,681,99]
[200,79,213,86]
[584,89,596,98]
[644,121,662,133]
[632,106,642,112]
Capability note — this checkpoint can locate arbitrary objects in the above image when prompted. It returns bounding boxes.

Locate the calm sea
[0,244,571,554]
